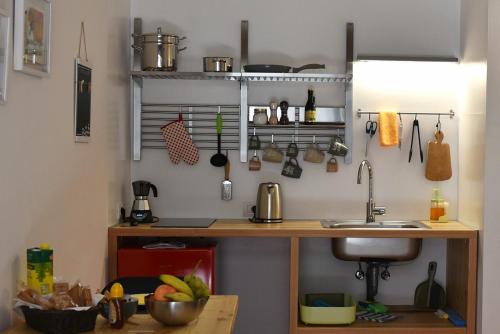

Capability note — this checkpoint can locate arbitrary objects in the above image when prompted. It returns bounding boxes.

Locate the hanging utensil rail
[356,109,455,118]
[141,104,241,151]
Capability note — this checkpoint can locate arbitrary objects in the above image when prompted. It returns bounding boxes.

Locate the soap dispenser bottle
[430,188,448,222]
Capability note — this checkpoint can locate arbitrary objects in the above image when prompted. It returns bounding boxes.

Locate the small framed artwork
[13,0,52,77]
[74,58,92,142]
[0,9,10,103]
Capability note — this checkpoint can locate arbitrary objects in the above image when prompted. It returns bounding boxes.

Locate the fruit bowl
[146,294,209,326]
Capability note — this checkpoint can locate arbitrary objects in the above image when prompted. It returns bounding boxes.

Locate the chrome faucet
[357,160,386,223]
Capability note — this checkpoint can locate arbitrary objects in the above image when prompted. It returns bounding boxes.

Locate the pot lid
[142,27,178,37]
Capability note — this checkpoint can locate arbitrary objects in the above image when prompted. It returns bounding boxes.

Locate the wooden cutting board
[425,131,452,181]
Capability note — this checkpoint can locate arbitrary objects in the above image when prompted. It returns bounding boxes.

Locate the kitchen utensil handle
[216,112,223,135]
[417,122,424,163]
[292,64,326,73]
[426,261,437,307]
[150,184,158,198]
[224,160,230,180]
[217,133,222,153]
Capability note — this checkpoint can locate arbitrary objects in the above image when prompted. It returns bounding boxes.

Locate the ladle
[210,108,228,167]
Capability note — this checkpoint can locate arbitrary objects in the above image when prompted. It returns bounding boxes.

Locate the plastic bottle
[430,188,448,222]
[108,283,125,329]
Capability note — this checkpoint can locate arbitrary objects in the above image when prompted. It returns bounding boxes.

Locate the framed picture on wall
[13,0,52,77]
[73,57,92,142]
[0,8,10,103]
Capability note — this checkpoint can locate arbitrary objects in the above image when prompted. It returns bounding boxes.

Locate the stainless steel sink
[322,220,425,262]
[321,219,429,229]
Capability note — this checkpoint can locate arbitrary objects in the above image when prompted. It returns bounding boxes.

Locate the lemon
[109,283,124,299]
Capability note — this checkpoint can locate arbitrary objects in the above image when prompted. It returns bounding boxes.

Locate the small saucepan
[243,63,325,73]
[203,57,233,72]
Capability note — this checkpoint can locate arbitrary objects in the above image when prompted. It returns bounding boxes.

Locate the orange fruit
[153,284,177,301]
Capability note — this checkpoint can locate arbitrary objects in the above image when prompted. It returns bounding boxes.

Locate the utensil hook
[312,135,316,144]
[436,115,442,132]
[178,105,183,121]
[398,113,402,123]
[271,134,274,143]
[414,113,418,121]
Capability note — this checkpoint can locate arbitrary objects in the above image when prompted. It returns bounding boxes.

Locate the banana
[184,274,211,299]
[159,274,194,297]
[165,292,194,302]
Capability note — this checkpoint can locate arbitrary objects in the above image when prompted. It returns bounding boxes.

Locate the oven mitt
[160,114,199,165]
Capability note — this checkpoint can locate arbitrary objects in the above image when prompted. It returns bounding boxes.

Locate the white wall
[459,0,487,333]
[131,1,460,333]
[0,0,130,330]
[482,1,500,333]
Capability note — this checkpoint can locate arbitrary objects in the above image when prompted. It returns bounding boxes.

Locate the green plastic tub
[300,293,356,325]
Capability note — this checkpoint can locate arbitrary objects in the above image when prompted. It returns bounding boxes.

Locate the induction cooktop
[151,218,215,228]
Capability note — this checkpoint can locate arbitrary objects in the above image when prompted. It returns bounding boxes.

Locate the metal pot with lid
[132,27,187,71]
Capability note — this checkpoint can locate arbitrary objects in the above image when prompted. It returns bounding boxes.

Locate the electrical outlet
[243,202,254,217]
[116,203,124,220]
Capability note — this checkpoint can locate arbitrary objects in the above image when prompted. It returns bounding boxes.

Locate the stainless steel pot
[132,27,186,71]
[203,57,233,72]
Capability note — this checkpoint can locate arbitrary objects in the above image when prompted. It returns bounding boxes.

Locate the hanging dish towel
[378,112,399,147]
[160,114,200,165]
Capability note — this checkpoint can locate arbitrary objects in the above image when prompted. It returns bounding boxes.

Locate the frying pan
[243,63,325,73]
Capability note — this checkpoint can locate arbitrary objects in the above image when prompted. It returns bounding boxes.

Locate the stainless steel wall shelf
[240,72,351,83]
[131,71,241,81]
[130,18,354,163]
[131,71,352,84]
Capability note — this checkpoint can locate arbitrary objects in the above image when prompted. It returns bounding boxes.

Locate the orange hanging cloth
[378,112,399,147]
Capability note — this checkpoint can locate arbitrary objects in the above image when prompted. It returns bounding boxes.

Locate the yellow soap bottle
[430,188,448,223]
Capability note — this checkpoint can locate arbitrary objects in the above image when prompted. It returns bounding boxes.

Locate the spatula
[221,158,232,201]
[414,261,446,309]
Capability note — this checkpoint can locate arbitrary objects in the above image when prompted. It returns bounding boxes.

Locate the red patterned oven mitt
[160,114,200,165]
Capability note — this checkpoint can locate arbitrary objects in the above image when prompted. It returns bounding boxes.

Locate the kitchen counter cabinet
[108,220,478,334]
[5,295,238,334]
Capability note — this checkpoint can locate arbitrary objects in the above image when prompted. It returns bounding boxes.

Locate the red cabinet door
[117,245,216,293]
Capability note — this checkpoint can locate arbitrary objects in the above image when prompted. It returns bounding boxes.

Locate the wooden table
[108,220,478,334]
[4,295,238,334]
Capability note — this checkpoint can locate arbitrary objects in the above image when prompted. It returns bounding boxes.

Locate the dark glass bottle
[304,89,316,124]
[109,298,125,329]
[279,100,289,125]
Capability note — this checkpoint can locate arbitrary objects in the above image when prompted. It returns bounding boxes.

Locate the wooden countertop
[5,295,238,334]
[109,220,477,239]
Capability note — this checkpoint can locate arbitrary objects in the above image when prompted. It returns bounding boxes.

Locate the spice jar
[253,108,268,125]
[279,100,290,125]
[269,102,279,125]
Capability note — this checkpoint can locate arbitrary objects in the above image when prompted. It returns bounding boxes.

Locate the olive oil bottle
[304,89,316,124]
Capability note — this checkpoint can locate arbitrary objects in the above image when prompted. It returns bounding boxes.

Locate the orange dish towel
[378,112,399,147]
